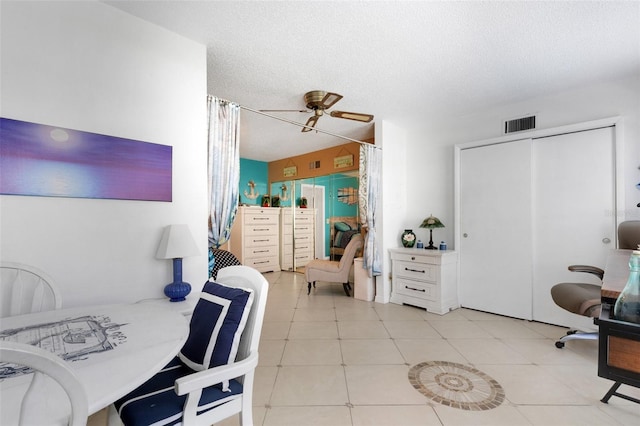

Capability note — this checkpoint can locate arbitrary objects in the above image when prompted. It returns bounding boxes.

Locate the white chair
[113,265,268,426]
[0,262,62,318]
[0,341,88,426]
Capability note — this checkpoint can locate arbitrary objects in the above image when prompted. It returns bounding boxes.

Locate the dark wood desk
[598,249,640,404]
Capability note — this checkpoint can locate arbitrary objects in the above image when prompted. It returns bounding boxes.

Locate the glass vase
[613,250,640,324]
[401,229,416,248]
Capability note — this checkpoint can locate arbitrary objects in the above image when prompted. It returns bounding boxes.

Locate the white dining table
[0,303,189,425]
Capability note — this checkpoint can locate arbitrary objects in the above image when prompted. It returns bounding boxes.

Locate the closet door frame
[454,116,625,318]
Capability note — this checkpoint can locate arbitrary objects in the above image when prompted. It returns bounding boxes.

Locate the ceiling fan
[300,90,374,133]
[260,91,374,133]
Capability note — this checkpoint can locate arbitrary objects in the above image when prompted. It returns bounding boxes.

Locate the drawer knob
[405,285,426,292]
[405,267,426,274]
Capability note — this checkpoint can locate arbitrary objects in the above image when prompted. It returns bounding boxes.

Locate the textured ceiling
[105,1,640,161]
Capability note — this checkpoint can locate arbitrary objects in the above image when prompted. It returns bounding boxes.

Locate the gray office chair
[551,220,640,348]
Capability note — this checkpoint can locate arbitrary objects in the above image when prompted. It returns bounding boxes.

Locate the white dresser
[230,206,280,273]
[280,208,315,270]
[389,248,458,315]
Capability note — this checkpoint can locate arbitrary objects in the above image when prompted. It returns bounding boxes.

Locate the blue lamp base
[164,281,191,302]
[164,258,191,302]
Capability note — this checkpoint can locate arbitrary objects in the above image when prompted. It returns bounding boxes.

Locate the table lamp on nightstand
[156,224,200,302]
[420,214,445,250]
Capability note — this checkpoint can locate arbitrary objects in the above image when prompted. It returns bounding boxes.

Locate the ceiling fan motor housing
[304,90,343,111]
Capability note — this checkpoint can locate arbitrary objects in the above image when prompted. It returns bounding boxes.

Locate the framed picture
[0,117,172,201]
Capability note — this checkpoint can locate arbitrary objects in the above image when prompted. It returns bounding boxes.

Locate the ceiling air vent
[504,115,536,134]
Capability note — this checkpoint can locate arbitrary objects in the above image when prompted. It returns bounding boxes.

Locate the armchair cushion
[334,221,352,232]
[179,281,254,372]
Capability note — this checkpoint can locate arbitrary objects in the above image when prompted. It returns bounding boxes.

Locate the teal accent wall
[267,171,360,258]
[239,158,268,205]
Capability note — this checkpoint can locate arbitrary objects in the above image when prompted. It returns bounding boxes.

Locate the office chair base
[555,330,598,348]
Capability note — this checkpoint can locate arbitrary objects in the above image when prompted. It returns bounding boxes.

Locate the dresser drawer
[294,233,313,245]
[245,209,279,225]
[395,260,437,282]
[244,244,279,259]
[295,211,314,223]
[245,234,277,248]
[295,253,313,266]
[245,224,278,237]
[245,256,280,272]
[294,224,313,233]
[394,277,437,301]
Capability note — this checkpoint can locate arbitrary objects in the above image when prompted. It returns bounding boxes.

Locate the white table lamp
[156,224,200,302]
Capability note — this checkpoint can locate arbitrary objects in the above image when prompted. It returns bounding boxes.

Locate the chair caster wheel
[555,341,565,349]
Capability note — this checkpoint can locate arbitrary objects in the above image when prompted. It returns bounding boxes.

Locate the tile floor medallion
[408,361,505,410]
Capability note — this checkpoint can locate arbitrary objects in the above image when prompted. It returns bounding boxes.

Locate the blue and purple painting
[0,117,172,201]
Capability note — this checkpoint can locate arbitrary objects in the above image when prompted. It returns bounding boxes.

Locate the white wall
[0,1,208,307]
[404,75,640,249]
[377,120,407,303]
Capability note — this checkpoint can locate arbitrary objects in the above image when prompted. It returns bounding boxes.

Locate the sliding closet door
[459,139,533,319]
[532,126,616,328]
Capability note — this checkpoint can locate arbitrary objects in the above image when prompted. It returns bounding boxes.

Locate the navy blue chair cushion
[179,281,254,371]
[114,357,243,426]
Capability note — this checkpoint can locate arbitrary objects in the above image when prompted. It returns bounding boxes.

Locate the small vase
[401,229,416,248]
[613,250,640,324]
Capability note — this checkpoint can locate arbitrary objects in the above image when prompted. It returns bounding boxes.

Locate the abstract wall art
[0,117,172,201]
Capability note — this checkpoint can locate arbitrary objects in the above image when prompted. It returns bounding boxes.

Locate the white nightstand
[389,248,459,314]
[137,293,200,317]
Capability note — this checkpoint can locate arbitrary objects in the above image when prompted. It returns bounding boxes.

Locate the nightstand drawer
[392,252,439,265]
[394,278,437,301]
[395,260,437,282]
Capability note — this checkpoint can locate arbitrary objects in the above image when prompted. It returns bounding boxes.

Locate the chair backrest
[209,248,242,280]
[0,262,62,318]
[619,220,640,250]
[215,265,269,364]
[338,234,364,270]
[0,341,88,426]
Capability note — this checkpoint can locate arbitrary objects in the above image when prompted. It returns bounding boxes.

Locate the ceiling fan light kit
[300,90,374,132]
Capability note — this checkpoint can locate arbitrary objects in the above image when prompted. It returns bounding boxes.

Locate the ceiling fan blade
[301,114,320,132]
[259,109,309,113]
[330,110,374,123]
[320,92,343,109]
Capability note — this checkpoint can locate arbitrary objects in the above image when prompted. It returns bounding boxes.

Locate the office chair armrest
[568,264,605,281]
[174,351,259,396]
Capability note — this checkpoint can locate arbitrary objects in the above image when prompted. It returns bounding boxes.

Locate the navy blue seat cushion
[179,281,254,372]
[114,357,243,426]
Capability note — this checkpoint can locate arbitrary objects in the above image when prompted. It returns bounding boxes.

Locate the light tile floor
[214,270,640,426]
[92,270,640,426]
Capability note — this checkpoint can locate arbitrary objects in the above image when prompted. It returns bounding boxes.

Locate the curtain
[207,95,240,259]
[359,143,382,277]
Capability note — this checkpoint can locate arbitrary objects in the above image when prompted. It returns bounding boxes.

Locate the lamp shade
[420,215,445,229]
[156,224,200,259]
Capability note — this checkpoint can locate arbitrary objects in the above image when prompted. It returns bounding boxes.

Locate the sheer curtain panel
[359,143,381,277]
[207,96,241,257]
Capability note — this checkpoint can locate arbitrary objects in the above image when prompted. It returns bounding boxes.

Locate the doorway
[302,183,326,259]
